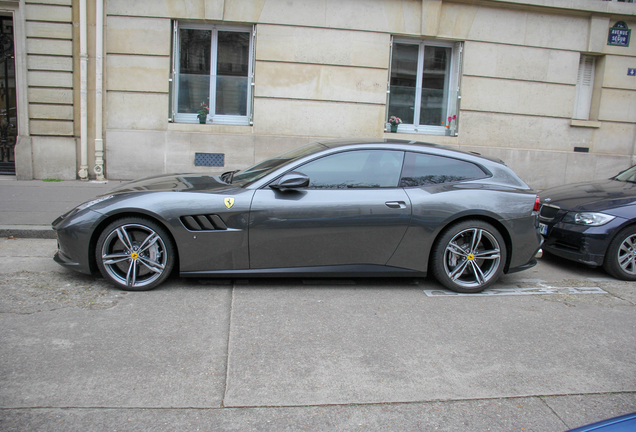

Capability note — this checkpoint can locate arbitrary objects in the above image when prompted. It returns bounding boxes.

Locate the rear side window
[400,152,488,187]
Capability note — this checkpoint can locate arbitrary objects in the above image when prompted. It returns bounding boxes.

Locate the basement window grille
[195,153,225,167]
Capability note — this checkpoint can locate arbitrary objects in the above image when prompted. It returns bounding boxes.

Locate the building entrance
[0,16,16,175]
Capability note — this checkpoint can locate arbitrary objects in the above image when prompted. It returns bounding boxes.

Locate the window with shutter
[573,55,595,121]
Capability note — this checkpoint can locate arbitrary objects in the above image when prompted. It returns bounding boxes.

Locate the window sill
[570,119,602,128]
[384,131,459,145]
[167,122,253,134]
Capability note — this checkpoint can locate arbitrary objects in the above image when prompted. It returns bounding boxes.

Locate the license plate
[539,223,548,235]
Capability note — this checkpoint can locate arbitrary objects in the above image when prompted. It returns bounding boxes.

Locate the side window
[298,150,404,189]
[400,152,487,187]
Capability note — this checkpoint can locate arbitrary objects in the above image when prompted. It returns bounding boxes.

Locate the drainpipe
[78,0,88,180]
[93,0,105,180]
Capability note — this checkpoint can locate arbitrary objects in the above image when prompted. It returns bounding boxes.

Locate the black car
[538,165,636,280]
[53,139,543,293]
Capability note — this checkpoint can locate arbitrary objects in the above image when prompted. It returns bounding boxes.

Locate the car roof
[316,138,506,165]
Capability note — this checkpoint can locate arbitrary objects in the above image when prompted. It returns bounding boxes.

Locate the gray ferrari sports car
[53,139,543,293]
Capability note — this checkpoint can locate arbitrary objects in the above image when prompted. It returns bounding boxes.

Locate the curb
[0,225,57,239]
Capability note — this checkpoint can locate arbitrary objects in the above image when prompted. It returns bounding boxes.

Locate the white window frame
[387,38,462,136]
[171,22,255,125]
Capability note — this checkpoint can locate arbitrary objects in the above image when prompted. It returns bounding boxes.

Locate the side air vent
[180,214,228,231]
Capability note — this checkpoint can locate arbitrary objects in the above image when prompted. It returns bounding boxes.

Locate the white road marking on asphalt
[423,286,607,297]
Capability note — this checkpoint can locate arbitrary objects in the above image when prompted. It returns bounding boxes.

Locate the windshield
[231,142,327,185]
[614,165,636,183]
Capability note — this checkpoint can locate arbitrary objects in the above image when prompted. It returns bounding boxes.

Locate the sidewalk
[0,176,125,238]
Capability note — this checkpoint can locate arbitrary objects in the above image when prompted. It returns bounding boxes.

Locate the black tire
[95,217,175,291]
[603,225,636,281]
[431,220,507,293]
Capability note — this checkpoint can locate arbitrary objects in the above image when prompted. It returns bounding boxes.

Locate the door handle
[385,201,406,209]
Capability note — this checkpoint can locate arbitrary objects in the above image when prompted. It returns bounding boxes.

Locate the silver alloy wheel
[617,233,636,275]
[442,227,502,289]
[100,223,168,288]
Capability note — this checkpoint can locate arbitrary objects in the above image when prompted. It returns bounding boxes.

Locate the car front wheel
[603,225,636,281]
[431,220,506,293]
[96,217,175,291]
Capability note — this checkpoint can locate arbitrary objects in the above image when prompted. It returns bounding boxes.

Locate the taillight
[533,195,541,212]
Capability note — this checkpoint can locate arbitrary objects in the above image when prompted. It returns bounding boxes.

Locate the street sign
[629,68,636,76]
[608,21,631,47]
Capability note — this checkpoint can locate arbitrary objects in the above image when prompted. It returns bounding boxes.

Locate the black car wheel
[96,217,175,291]
[431,220,506,293]
[603,225,636,281]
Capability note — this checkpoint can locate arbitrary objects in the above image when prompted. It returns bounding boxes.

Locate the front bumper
[52,208,102,275]
[540,218,624,267]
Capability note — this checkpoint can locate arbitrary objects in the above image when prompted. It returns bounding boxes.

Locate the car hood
[110,173,236,194]
[540,178,636,212]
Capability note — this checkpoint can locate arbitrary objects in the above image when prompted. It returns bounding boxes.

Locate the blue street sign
[629,68,636,76]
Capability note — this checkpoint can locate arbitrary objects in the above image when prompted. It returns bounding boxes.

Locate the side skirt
[181,264,426,278]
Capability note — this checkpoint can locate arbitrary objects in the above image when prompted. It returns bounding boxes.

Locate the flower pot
[390,124,398,133]
[198,117,206,124]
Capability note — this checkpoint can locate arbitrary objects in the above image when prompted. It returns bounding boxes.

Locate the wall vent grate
[195,153,225,167]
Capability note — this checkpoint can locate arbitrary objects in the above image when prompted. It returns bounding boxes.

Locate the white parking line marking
[423,286,607,297]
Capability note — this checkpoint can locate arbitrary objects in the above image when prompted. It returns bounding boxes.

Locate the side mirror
[270,171,310,191]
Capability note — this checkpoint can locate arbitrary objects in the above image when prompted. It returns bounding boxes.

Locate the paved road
[0,238,635,431]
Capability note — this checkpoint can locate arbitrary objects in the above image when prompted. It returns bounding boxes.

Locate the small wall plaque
[629,68,636,76]
[608,21,630,47]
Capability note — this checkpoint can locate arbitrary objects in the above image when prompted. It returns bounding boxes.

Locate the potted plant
[388,116,402,133]
[197,103,209,124]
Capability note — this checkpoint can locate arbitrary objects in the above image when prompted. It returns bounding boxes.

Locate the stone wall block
[27,0,72,5]
[254,62,386,105]
[255,25,389,69]
[588,16,610,53]
[28,88,73,104]
[105,130,167,180]
[603,56,636,91]
[598,89,636,123]
[29,120,74,136]
[591,122,636,156]
[524,12,587,51]
[106,0,205,19]
[106,16,171,56]
[29,104,74,120]
[438,3,478,40]
[106,55,170,93]
[461,76,575,118]
[27,55,73,72]
[325,0,421,35]
[105,92,169,130]
[28,71,73,88]
[25,22,72,39]
[31,137,77,180]
[25,4,72,22]
[26,39,72,56]
[253,98,385,138]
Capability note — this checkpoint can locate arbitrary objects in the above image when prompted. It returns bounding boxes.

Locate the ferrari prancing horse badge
[224,197,235,209]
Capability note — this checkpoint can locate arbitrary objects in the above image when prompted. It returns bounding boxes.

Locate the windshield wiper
[220,170,240,184]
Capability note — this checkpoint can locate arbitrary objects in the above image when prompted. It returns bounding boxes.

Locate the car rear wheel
[96,217,175,291]
[431,220,506,293]
[603,225,636,281]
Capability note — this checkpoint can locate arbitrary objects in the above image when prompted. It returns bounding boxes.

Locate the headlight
[62,195,114,219]
[75,195,114,212]
[562,212,615,226]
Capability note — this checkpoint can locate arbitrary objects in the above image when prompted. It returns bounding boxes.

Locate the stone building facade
[6,0,636,189]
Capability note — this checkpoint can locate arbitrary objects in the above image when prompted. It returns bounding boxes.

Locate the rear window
[400,152,488,187]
